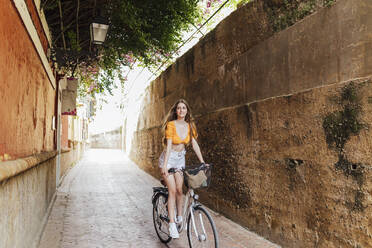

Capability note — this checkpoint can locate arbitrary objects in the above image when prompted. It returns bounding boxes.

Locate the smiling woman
[158,99,206,239]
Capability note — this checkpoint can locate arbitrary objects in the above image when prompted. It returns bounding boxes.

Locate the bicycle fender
[152,191,168,206]
[193,203,202,209]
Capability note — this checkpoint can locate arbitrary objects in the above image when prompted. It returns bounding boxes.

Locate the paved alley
[38,149,280,248]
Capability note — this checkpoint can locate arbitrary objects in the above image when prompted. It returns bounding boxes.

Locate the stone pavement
[38,149,280,248]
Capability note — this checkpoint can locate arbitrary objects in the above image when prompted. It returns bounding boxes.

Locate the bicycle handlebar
[167,163,212,174]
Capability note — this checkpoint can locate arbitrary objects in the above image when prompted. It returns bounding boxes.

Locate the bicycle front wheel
[153,193,172,243]
[187,205,219,248]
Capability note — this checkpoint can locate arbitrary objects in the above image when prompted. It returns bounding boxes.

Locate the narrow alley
[2,0,372,247]
[38,149,279,248]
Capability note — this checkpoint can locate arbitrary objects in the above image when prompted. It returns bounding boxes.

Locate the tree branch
[58,0,66,50]
[76,0,80,48]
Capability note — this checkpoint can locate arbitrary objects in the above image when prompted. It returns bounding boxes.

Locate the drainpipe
[55,75,65,187]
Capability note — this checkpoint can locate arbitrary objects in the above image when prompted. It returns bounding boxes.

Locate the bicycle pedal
[177,225,181,232]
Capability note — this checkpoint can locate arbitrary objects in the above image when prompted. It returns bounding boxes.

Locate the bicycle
[152,163,219,247]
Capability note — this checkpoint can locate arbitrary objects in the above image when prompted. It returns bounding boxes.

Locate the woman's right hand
[161,168,169,178]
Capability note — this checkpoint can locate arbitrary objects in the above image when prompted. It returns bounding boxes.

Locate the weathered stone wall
[0,0,55,159]
[0,153,56,248]
[60,142,86,178]
[135,0,372,132]
[191,79,372,248]
[0,145,85,248]
[90,128,123,149]
[130,0,372,247]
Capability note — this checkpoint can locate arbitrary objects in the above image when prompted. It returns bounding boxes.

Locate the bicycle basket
[184,164,212,189]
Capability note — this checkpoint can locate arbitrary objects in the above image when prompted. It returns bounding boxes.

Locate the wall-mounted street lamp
[90,16,109,45]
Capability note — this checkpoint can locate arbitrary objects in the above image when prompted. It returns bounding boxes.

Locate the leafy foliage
[105,0,200,66]
[43,0,255,97]
[94,0,203,95]
[43,0,202,95]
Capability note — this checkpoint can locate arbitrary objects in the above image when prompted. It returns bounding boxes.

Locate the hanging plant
[43,0,203,95]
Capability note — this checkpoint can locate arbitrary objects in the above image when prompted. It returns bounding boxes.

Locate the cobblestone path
[38,149,280,248]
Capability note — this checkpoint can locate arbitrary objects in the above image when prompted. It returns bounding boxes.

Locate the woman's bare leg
[174,172,184,218]
[163,174,176,223]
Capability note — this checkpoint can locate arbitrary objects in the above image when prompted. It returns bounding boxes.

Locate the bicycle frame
[177,188,201,235]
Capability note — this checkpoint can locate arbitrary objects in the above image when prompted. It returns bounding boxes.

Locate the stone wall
[0,152,56,248]
[0,145,85,248]
[90,128,123,149]
[60,142,86,178]
[130,0,372,247]
[135,0,372,132]
[191,79,372,247]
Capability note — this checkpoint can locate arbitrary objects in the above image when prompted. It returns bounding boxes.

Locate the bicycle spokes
[152,185,219,247]
[153,193,172,243]
[198,213,207,241]
[187,206,218,248]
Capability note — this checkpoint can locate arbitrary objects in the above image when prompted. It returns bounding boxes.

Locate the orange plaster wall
[0,0,55,158]
[25,0,49,53]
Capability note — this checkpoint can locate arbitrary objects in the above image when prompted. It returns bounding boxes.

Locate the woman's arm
[162,139,172,177]
[191,137,205,164]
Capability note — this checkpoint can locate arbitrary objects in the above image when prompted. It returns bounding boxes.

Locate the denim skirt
[158,149,186,170]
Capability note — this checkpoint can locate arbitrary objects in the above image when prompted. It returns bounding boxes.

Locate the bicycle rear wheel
[153,193,172,243]
[187,205,219,248]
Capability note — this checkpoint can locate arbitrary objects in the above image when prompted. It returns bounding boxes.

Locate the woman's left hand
[201,162,210,168]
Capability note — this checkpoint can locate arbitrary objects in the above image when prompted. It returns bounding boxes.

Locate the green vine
[322,82,368,212]
[323,82,365,151]
[264,0,337,33]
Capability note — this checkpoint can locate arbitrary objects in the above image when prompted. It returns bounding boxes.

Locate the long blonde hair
[162,99,196,146]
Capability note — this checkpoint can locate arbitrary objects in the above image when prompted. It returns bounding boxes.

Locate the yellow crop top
[165,121,198,144]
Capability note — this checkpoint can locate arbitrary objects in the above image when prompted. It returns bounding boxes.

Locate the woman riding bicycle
[158,99,206,239]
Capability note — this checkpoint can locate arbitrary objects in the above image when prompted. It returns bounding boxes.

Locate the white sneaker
[169,223,179,239]
[175,216,183,224]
